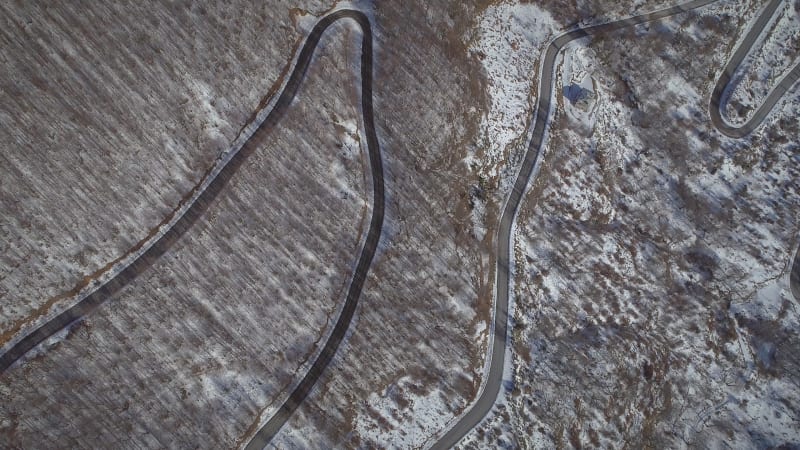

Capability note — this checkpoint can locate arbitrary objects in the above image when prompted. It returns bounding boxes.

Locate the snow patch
[468,2,557,179]
[355,377,452,448]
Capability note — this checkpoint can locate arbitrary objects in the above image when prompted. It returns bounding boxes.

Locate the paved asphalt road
[1,6,385,450]
[244,9,382,449]
[427,0,796,447]
[709,0,800,138]
[707,0,800,300]
[0,18,385,450]
[3,1,798,448]
[793,245,800,302]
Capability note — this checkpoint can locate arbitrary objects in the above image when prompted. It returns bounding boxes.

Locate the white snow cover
[462,0,800,447]
[354,376,452,448]
[725,1,800,124]
[466,2,557,179]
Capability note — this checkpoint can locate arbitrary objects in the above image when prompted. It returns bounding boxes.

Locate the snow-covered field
[467,0,800,447]
[725,1,800,125]
[466,2,556,182]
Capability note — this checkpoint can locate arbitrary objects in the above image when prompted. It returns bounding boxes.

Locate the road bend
[1,17,385,450]
[709,0,800,138]
[244,9,382,450]
[430,1,729,448]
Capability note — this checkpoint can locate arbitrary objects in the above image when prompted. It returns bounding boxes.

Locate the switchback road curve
[428,0,798,447]
[708,0,800,300]
[244,10,381,449]
[1,15,384,450]
[710,0,800,138]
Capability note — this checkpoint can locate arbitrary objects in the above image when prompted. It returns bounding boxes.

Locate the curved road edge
[0,27,384,450]
[792,244,800,302]
[429,1,722,448]
[243,9,382,450]
[709,0,800,138]
[1,6,384,448]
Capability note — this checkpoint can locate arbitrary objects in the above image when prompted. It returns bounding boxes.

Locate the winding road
[707,0,800,300]
[431,0,799,447]
[2,1,798,448]
[1,12,384,450]
[710,0,800,138]
[243,10,381,449]
[1,6,383,448]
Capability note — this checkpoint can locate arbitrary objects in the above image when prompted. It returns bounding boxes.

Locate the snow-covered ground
[725,1,800,124]
[466,2,557,183]
[465,0,800,447]
[3,0,797,448]
[354,376,453,448]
